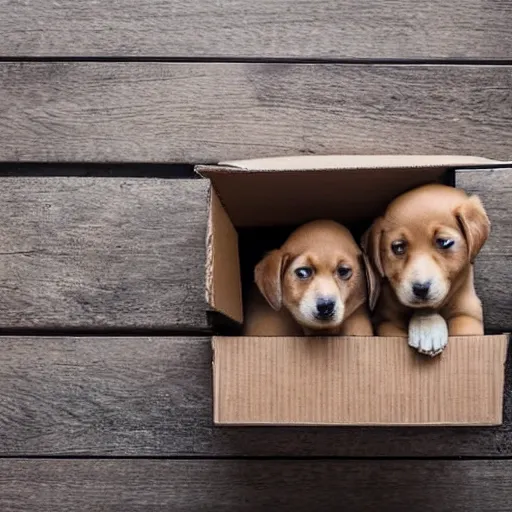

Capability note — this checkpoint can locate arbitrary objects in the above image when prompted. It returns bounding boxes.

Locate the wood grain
[1,459,511,511]
[1,0,511,59]
[0,178,209,330]
[1,63,512,162]
[455,168,512,333]
[0,336,511,457]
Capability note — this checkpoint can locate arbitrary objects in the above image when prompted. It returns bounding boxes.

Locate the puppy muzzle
[398,279,447,309]
[314,297,336,320]
[293,295,345,330]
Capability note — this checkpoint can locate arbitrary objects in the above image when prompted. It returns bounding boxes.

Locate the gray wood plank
[0,336,511,457]
[455,168,512,333]
[1,63,512,163]
[0,178,209,330]
[1,0,511,59]
[1,459,511,512]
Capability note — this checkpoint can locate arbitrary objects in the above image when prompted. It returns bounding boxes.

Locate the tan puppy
[244,220,377,336]
[362,184,490,356]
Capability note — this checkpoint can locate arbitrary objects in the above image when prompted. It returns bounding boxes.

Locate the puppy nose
[412,281,431,299]
[316,297,336,319]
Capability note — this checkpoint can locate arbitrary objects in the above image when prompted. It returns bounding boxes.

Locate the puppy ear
[254,249,289,311]
[455,195,490,262]
[360,253,381,311]
[361,217,385,278]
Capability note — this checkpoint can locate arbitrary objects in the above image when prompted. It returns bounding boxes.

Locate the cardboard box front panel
[213,335,508,426]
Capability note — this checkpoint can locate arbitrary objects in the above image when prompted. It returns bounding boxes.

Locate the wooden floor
[0,1,511,510]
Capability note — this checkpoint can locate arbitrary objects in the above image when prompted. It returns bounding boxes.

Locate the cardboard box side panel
[217,155,506,171]
[206,188,243,323]
[202,168,446,227]
[213,335,508,426]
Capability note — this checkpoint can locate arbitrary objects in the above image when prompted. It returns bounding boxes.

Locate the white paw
[408,312,448,357]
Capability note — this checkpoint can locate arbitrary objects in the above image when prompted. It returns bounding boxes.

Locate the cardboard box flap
[206,186,243,323]
[197,155,511,227]
[196,165,444,228]
[215,154,509,172]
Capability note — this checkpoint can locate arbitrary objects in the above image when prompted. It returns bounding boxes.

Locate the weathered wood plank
[0,178,209,330]
[1,0,511,59]
[1,459,511,511]
[1,63,511,162]
[455,168,512,333]
[0,336,511,457]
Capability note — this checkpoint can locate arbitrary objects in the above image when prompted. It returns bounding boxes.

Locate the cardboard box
[196,155,510,426]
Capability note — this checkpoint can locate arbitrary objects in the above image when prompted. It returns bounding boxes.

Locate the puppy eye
[337,265,352,280]
[391,240,407,256]
[294,267,313,279]
[436,238,455,250]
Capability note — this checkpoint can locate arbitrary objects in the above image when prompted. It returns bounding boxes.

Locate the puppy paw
[408,312,448,357]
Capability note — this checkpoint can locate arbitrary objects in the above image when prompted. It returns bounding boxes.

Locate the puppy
[244,220,377,336]
[362,184,490,356]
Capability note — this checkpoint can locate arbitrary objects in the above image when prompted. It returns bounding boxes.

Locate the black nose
[316,298,336,319]
[412,281,431,299]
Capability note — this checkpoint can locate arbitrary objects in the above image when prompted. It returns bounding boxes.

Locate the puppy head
[255,220,376,332]
[362,184,490,309]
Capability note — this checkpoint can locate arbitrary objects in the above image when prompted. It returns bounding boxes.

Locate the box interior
[199,155,511,330]
[203,166,452,328]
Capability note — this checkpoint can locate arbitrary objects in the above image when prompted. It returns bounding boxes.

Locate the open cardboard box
[196,155,510,426]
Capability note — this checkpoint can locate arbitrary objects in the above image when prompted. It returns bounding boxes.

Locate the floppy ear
[361,217,385,278]
[455,195,490,262]
[254,249,289,311]
[360,253,381,311]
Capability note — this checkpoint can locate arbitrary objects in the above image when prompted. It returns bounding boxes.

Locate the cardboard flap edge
[197,155,511,173]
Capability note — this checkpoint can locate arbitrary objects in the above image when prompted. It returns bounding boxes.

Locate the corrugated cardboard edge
[213,335,509,426]
[205,189,214,310]
[205,186,243,324]
[199,154,512,174]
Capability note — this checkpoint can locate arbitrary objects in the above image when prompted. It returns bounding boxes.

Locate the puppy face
[363,184,490,309]
[255,220,372,331]
[379,222,468,308]
[281,247,357,330]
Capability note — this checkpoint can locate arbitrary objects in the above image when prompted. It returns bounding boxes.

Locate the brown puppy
[362,183,490,356]
[244,220,377,336]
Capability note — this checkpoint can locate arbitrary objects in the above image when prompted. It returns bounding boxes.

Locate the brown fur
[244,220,376,336]
[362,184,490,336]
